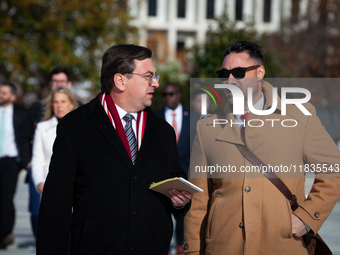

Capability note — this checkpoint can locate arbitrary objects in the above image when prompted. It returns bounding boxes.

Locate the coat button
[131,210,136,216]
[314,212,319,218]
[245,186,251,192]
[183,244,188,250]
[129,245,133,250]
[239,222,244,228]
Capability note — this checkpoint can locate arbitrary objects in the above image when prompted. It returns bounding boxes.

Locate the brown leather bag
[235,144,332,255]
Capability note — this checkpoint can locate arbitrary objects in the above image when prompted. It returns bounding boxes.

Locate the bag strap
[235,144,332,254]
[234,144,298,211]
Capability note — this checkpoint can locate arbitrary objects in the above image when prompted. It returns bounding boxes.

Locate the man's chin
[143,100,152,109]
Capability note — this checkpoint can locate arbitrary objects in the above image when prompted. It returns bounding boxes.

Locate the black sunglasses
[162,92,177,97]
[216,65,260,79]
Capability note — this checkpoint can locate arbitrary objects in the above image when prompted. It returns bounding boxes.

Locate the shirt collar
[0,103,13,114]
[165,103,182,115]
[252,92,265,111]
[115,104,138,121]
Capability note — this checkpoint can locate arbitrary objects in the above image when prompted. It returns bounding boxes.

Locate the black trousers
[0,157,21,240]
[175,218,184,245]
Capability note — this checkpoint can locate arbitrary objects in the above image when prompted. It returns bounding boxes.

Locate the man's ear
[257,65,265,80]
[66,81,72,89]
[113,73,126,92]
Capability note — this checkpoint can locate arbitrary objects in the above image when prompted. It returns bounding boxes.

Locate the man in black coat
[0,82,30,249]
[37,44,192,255]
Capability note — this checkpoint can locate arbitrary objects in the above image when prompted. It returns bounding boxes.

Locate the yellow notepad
[149,177,203,198]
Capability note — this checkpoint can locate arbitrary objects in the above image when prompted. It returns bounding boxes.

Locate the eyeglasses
[162,92,177,97]
[51,79,68,85]
[130,73,160,85]
[216,65,260,79]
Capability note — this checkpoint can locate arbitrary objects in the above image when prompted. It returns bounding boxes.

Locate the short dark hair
[224,41,264,66]
[49,67,71,81]
[162,82,181,93]
[0,81,18,95]
[100,44,152,94]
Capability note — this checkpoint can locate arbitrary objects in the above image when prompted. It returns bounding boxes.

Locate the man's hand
[37,182,45,195]
[292,214,307,237]
[169,189,193,208]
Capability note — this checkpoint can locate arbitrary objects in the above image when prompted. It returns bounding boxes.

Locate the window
[148,0,157,17]
[207,0,215,19]
[291,0,300,23]
[263,0,271,22]
[178,0,186,18]
[176,41,186,62]
[177,41,185,51]
[235,0,243,21]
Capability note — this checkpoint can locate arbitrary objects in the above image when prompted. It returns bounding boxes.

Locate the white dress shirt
[0,104,18,158]
[164,104,183,136]
[31,116,58,191]
[115,104,137,137]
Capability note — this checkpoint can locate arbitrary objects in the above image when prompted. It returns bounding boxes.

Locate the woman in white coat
[31,87,78,194]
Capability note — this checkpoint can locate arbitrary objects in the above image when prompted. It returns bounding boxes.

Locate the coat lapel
[215,103,244,145]
[87,96,133,171]
[215,81,282,146]
[133,108,159,171]
[177,108,189,146]
[44,116,58,131]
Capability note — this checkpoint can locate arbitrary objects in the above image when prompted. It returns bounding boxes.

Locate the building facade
[128,0,308,62]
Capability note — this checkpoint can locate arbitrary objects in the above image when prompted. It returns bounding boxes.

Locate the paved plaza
[1,171,340,255]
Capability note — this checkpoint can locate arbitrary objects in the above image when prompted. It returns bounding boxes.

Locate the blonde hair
[42,87,78,121]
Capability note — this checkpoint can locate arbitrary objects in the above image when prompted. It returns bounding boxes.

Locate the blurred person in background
[31,87,78,195]
[156,82,190,255]
[190,89,210,116]
[28,67,73,128]
[27,67,73,239]
[190,89,210,147]
[0,82,30,249]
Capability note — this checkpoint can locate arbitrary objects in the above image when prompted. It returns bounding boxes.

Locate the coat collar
[43,116,58,131]
[87,95,134,171]
[223,80,281,116]
[216,80,281,145]
[262,80,282,112]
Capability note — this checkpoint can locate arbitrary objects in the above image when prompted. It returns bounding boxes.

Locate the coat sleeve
[169,125,192,220]
[293,105,340,235]
[36,122,77,255]
[183,121,213,255]
[31,123,48,190]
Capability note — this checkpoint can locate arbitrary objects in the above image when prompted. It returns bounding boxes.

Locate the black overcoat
[37,95,190,255]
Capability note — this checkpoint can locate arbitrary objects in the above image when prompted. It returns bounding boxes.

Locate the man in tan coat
[184,41,340,255]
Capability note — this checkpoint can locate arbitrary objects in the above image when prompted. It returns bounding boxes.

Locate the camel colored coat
[184,81,340,255]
